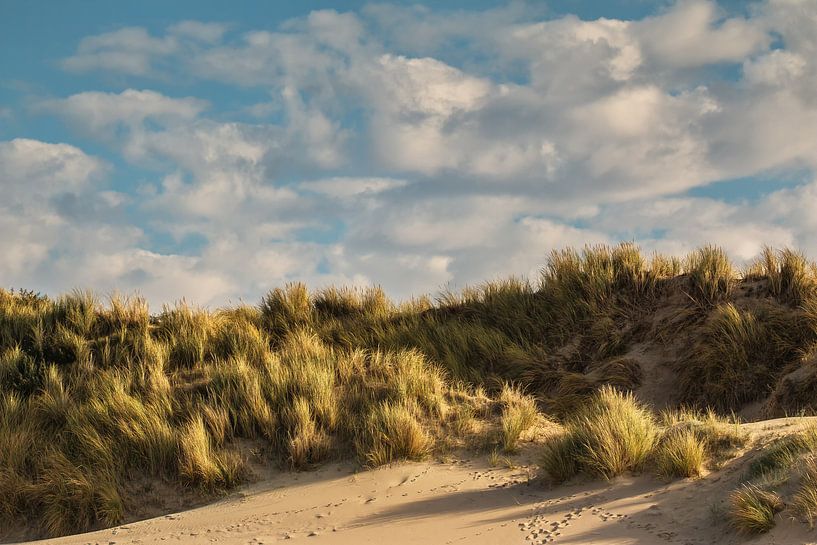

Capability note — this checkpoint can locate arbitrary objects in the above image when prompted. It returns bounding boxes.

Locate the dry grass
[728,484,784,534]
[744,427,817,483]
[793,455,817,527]
[659,409,746,468]
[654,428,705,478]
[6,243,817,537]
[499,384,539,452]
[0,290,498,537]
[540,386,657,481]
[359,402,432,466]
[747,247,817,306]
[686,245,733,308]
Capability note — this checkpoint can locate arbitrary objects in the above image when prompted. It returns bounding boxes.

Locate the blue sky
[2,0,816,308]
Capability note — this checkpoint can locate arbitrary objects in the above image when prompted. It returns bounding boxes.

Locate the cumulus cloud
[39,90,208,146]
[5,0,815,306]
[636,0,770,67]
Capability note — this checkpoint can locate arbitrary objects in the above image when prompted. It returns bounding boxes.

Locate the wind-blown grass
[0,291,512,538]
[728,484,784,534]
[5,243,817,537]
[540,386,657,481]
[654,427,705,478]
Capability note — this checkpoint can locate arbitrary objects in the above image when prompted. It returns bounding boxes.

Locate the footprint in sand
[517,504,588,544]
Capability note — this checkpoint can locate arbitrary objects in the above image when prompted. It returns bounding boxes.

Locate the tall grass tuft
[728,484,783,534]
[654,427,705,478]
[686,245,733,308]
[747,247,817,306]
[679,301,811,409]
[358,402,432,467]
[540,386,657,480]
[793,455,817,527]
[499,384,539,452]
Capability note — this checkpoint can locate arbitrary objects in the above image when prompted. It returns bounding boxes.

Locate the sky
[1,0,816,309]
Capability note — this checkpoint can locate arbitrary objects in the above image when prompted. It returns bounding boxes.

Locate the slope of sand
[17,418,817,545]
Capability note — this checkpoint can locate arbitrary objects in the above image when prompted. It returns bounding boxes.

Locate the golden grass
[654,427,705,478]
[540,386,657,481]
[728,484,784,534]
[5,243,817,536]
[793,455,817,527]
[659,409,746,468]
[359,401,432,466]
[499,384,539,453]
[686,245,733,308]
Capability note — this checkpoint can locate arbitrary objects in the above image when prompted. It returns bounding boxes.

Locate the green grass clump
[728,484,784,534]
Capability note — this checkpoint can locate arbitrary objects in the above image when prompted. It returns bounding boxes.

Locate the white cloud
[636,0,770,67]
[299,177,407,198]
[62,27,178,75]
[0,138,106,204]
[13,1,815,305]
[40,90,208,143]
[168,21,229,43]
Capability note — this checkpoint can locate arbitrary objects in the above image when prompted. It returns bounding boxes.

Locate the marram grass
[4,243,817,537]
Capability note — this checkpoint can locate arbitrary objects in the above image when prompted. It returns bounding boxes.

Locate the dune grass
[728,484,784,534]
[499,384,539,452]
[686,245,734,308]
[0,290,514,537]
[793,455,817,527]
[539,386,657,482]
[540,396,748,484]
[6,243,817,537]
[716,427,817,535]
[659,409,747,469]
[654,428,706,478]
[744,428,817,484]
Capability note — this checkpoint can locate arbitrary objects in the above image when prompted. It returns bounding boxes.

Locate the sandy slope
[16,419,817,545]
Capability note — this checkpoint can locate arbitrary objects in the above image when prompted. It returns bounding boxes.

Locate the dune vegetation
[5,243,817,538]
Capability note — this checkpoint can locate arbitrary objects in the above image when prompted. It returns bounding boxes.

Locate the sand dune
[19,419,817,545]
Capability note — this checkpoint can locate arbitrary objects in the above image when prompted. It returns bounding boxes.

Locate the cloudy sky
[1,0,816,308]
